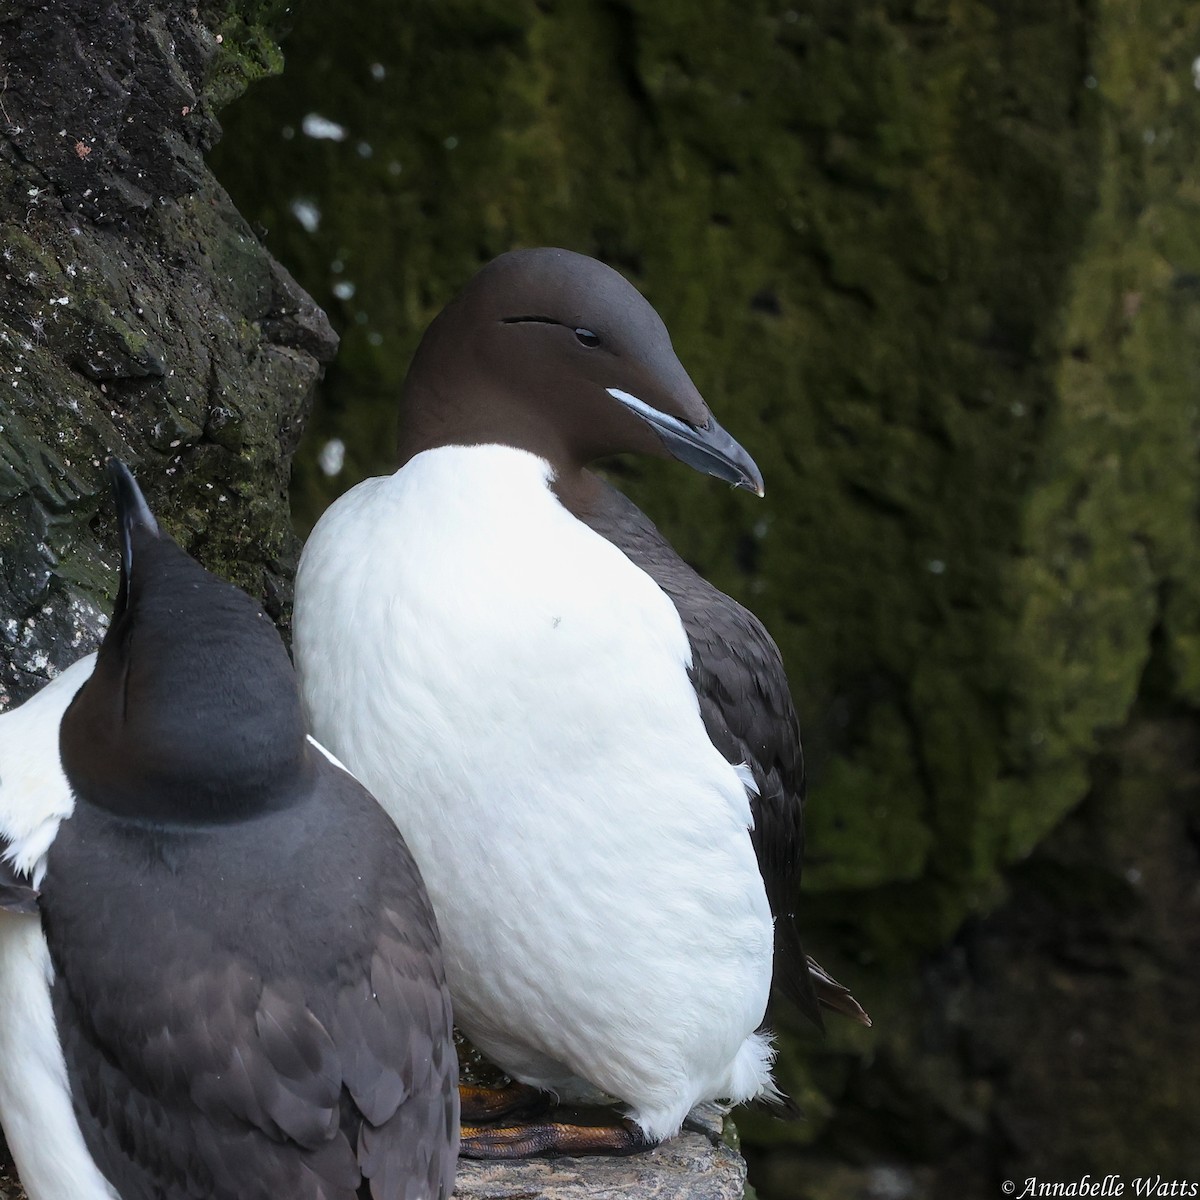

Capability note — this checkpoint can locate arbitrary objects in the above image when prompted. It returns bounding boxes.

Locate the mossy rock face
[209,0,1200,1189]
[0,0,335,708]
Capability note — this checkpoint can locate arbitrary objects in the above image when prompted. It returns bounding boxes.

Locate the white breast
[0,654,120,1200]
[0,654,95,886]
[294,444,777,1139]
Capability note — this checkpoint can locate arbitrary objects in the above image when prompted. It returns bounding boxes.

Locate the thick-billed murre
[0,460,458,1198]
[294,247,868,1156]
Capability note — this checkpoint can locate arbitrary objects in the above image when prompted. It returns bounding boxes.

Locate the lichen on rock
[0,0,336,709]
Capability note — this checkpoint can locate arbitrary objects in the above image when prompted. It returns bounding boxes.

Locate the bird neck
[548,465,609,522]
[396,373,585,480]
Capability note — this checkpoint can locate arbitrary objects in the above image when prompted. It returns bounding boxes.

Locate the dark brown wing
[331,896,459,1200]
[678,578,822,1026]
[576,477,867,1029]
[42,766,458,1200]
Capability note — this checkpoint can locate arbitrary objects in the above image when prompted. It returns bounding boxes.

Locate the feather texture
[295,444,778,1142]
[576,479,867,1030]
[42,757,458,1200]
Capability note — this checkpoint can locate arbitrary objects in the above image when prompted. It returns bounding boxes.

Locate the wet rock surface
[0,0,336,710]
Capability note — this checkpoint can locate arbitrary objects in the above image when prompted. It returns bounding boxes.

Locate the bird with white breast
[294,247,869,1157]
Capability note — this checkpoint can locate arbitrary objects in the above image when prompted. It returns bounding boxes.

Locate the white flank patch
[0,653,120,1199]
[294,444,776,1139]
[0,653,94,886]
[733,761,760,798]
[0,918,119,1200]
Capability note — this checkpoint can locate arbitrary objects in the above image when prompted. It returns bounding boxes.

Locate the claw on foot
[459,1114,654,1159]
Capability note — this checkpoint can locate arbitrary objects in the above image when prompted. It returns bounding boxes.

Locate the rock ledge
[455,1108,746,1200]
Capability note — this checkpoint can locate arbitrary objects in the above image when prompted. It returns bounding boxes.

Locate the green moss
[199,0,293,109]
[803,704,932,891]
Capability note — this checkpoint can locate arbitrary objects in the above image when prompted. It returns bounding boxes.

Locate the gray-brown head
[60,460,310,824]
[395,247,763,497]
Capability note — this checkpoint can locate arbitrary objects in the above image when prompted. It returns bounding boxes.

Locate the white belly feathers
[294,444,777,1139]
[0,654,120,1200]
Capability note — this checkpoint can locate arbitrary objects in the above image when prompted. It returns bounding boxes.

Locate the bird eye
[574,328,601,348]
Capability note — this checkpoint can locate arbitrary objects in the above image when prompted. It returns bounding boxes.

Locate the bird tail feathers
[807,955,872,1027]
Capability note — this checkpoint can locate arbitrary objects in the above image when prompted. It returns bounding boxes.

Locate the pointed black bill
[106,458,160,609]
[606,387,765,497]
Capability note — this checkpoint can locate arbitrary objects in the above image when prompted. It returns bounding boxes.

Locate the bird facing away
[0,460,458,1199]
[293,247,868,1157]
